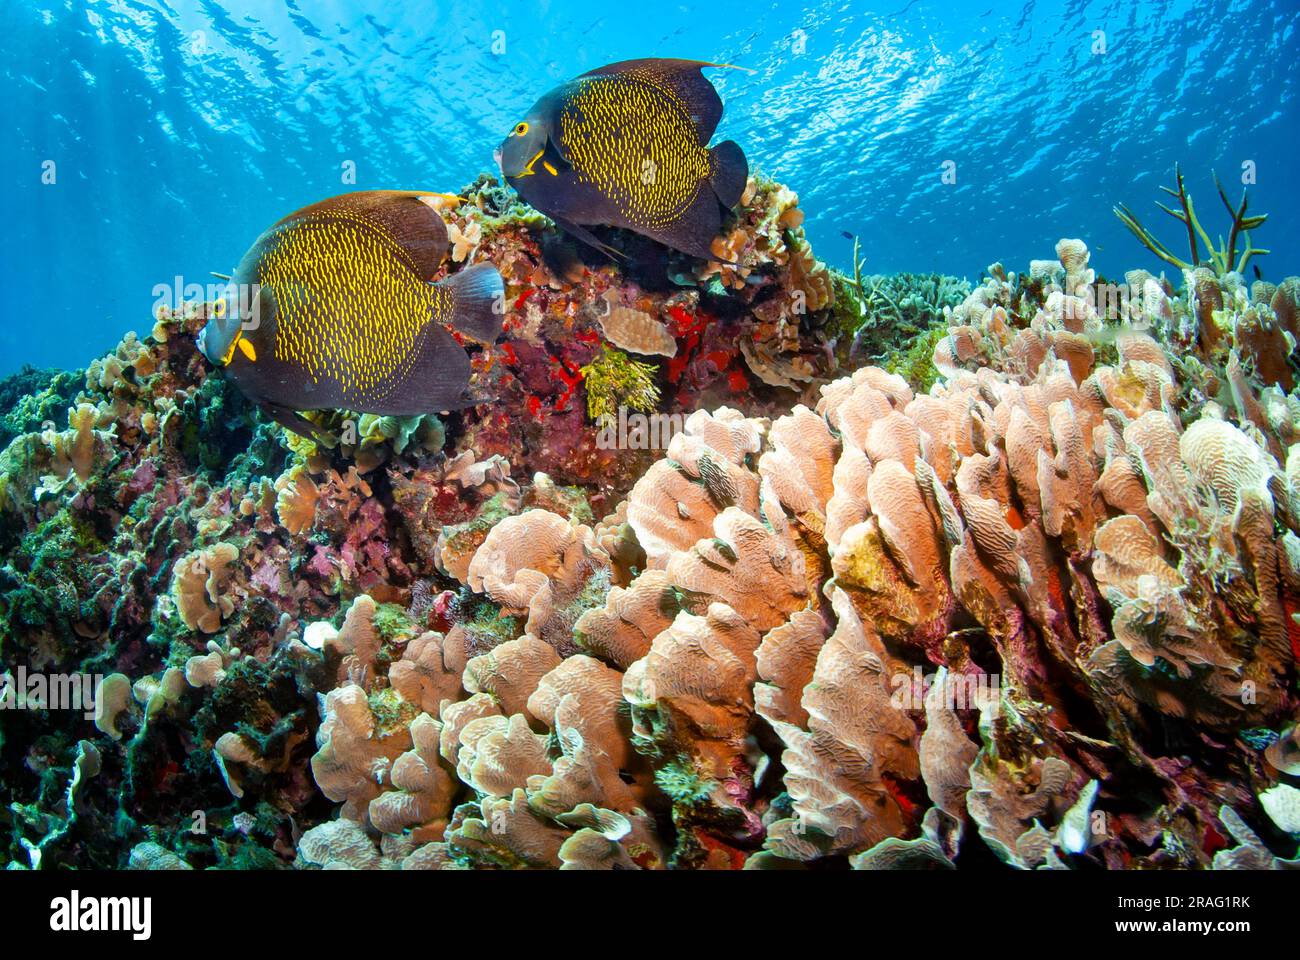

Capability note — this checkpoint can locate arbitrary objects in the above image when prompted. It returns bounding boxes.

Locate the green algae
[372,601,418,644]
[653,754,716,808]
[0,509,108,643]
[457,593,522,648]
[367,686,419,733]
[884,323,948,393]
[579,345,661,422]
[0,367,82,449]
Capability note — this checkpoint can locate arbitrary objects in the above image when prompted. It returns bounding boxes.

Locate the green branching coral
[845,270,970,368]
[1114,164,1270,276]
[830,237,969,354]
[579,346,661,422]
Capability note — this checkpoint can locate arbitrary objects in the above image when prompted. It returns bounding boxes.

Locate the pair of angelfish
[197,58,749,438]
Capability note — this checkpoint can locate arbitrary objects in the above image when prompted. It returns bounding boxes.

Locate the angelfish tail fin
[709,140,748,210]
[437,262,506,344]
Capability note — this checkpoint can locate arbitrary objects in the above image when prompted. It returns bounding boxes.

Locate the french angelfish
[197,190,504,438]
[498,58,749,261]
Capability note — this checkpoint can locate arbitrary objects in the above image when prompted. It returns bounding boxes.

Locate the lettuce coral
[4,173,1300,874]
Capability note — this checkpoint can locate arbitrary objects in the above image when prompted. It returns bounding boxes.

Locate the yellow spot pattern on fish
[255,212,452,404]
[559,70,710,230]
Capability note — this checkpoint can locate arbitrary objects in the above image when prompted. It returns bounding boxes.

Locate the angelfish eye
[513,121,529,137]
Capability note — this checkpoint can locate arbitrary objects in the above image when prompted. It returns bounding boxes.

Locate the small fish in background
[198,191,504,439]
[497,58,749,261]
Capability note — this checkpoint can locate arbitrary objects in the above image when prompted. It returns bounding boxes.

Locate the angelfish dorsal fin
[274,191,452,281]
[578,58,748,143]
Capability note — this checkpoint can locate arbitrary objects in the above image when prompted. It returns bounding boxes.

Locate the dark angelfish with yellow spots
[498,58,749,260]
[197,190,504,439]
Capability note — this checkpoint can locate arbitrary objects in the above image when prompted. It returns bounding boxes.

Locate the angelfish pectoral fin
[514,149,545,178]
[709,140,748,210]
[256,401,335,444]
[220,331,242,366]
[236,338,257,362]
[552,217,625,261]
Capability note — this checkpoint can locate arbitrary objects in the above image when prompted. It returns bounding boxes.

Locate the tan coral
[464,509,601,636]
[170,542,239,634]
[274,464,319,535]
[623,603,762,786]
[388,631,465,715]
[597,292,677,357]
[753,608,826,729]
[463,635,563,720]
[831,459,950,645]
[310,684,414,823]
[626,421,762,568]
[760,588,919,861]
[67,403,100,482]
[664,499,810,634]
[919,667,979,823]
[758,406,838,525]
[527,656,650,816]
[1179,417,1277,516]
[1092,516,1181,595]
[325,594,383,687]
[1055,237,1094,295]
[455,713,552,797]
[573,569,677,669]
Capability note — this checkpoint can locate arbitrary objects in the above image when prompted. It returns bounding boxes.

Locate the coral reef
[3,171,1298,872]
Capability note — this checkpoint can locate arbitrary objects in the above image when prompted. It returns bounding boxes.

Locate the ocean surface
[4,0,1298,375]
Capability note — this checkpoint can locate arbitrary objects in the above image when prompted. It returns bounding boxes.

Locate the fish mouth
[505,149,545,180]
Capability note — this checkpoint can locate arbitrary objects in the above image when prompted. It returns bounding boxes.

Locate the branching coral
[1115,164,1270,276]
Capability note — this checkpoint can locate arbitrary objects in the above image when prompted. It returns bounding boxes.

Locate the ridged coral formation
[2,174,1297,870]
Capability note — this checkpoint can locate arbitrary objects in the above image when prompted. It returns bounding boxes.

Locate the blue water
[4,0,1298,376]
